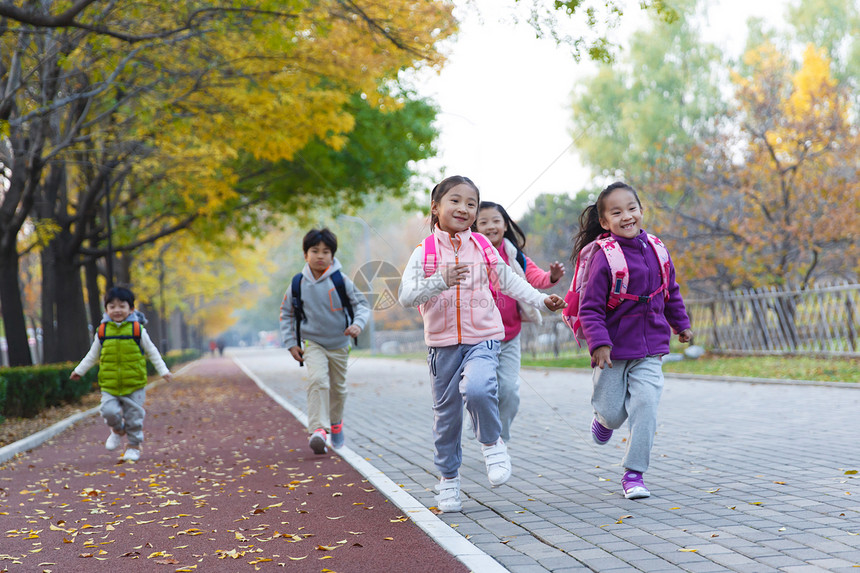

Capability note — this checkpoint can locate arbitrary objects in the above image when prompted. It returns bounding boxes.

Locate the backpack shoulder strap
[646,234,671,300]
[422,235,437,277]
[471,233,498,265]
[98,321,143,354]
[596,235,630,310]
[291,273,304,343]
[515,249,527,272]
[131,321,143,353]
[330,270,354,323]
[291,273,304,308]
[471,233,499,296]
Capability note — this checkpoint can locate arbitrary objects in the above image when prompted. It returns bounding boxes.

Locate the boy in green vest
[71,286,173,461]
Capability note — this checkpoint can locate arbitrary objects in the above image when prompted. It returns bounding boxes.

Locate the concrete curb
[0,362,195,466]
[233,356,507,573]
[0,406,99,465]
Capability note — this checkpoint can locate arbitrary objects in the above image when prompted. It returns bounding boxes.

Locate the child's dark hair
[572,181,642,262]
[429,175,480,230]
[302,228,337,255]
[477,201,527,250]
[104,286,135,308]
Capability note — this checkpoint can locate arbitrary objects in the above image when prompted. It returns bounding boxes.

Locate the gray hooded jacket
[279,257,370,350]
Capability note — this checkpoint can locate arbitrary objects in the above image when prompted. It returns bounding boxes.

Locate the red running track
[0,358,469,573]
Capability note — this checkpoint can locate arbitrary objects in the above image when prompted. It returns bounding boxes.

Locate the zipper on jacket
[451,235,462,344]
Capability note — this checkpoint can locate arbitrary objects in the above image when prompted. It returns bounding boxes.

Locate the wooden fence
[684,282,859,357]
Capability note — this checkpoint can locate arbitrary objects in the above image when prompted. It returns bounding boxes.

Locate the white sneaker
[482,439,512,486]
[105,431,122,451]
[122,448,141,461]
[435,477,462,512]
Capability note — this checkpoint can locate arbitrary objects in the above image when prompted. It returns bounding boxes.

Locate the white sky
[415,0,791,218]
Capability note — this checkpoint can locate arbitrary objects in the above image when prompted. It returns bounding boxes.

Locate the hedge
[0,349,201,419]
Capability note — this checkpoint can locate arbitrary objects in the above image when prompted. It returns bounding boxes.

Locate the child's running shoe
[621,470,651,499]
[435,476,462,512]
[122,447,141,462]
[591,418,613,445]
[330,421,344,449]
[481,439,512,486]
[308,428,328,454]
[105,431,123,451]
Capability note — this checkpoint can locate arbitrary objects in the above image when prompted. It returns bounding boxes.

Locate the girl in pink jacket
[475,201,565,443]
[399,175,566,512]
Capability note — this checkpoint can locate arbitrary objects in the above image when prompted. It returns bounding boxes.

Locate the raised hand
[549,261,566,283]
[442,263,470,287]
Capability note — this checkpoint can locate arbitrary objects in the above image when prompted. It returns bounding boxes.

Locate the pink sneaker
[330,421,344,449]
[308,428,328,454]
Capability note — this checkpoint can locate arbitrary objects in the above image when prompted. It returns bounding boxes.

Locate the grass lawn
[358,350,859,383]
[521,354,860,383]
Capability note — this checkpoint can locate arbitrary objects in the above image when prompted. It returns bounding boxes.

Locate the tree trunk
[0,248,32,366]
[84,258,103,332]
[40,238,59,363]
[55,257,91,363]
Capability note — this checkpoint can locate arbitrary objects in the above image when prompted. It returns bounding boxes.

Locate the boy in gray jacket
[279,228,370,454]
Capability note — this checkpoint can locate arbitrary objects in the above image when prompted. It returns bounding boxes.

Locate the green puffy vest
[98,321,147,395]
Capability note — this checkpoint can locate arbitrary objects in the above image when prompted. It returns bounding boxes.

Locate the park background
[0,0,858,372]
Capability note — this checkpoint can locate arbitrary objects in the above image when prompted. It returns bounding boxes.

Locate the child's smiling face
[599,188,643,239]
[106,299,133,323]
[475,207,506,248]
[431,183,479,235]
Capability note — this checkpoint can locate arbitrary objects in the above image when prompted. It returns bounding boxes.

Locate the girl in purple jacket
[573,182,693,500]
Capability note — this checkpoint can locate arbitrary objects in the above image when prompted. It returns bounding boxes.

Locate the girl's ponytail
[571,204,604,262]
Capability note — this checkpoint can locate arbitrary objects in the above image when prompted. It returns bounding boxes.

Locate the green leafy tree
[569,0,724,179]
[518,191,594,288]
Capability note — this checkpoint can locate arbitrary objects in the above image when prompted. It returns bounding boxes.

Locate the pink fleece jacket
[398,226,547,347]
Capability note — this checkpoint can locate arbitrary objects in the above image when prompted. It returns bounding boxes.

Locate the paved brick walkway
[237,347,860,573]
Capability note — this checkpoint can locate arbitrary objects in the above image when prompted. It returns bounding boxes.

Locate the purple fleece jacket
[579,229,691,359]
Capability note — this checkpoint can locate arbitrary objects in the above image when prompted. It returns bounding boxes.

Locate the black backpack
[291,270,355,345]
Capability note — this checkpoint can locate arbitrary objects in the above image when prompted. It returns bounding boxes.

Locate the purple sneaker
[591,418,613,445]
[621,470,651,499]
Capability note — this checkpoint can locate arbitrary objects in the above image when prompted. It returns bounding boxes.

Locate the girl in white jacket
[475,201,565,443]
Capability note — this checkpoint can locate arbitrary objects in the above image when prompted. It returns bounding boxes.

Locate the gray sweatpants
[591,356,664,473]
[100,388,146,447]
[428,341,501,478]
[497,334,522,443]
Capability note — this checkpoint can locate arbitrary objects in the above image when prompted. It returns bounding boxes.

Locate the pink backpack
[422,233,500,297]
[562,233,671,344]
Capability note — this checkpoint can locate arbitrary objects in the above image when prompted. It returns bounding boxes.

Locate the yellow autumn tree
[648,42,859,293]
[106,1,456,221]
[131,229,279,341]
